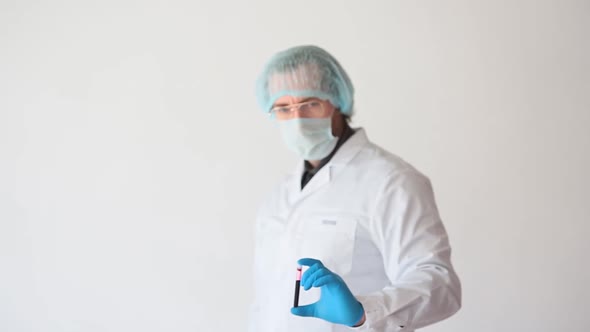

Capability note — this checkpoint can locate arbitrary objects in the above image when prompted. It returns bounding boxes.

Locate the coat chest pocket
[296,216,358,276]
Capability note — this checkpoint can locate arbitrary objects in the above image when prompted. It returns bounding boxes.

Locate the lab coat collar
[288,128,370,199]
[327,127,369,166]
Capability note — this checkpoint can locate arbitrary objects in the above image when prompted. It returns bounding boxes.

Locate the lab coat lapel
[326,128,369,181]
[298,163,332,200]
[286,128,370,203]
[285,159,331,204]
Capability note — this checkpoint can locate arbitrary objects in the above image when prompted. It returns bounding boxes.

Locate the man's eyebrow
[272,98,317,107]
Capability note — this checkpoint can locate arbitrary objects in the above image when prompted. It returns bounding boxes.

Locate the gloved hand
[291,258,365,327]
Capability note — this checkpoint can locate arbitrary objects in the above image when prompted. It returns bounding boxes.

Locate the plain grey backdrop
[1,0,589,331]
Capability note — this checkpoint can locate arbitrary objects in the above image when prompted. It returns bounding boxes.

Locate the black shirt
[301,123,355,189]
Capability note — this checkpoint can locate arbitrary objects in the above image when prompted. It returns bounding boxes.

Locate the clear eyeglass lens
[271,101,325,119]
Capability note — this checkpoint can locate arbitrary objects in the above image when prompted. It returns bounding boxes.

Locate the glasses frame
[269,99,332,120]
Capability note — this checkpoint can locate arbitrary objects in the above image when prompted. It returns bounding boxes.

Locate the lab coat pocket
[298,216,357,276]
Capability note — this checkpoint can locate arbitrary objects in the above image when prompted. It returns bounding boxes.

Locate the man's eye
[277,107,290,113]
[299,104,311,112]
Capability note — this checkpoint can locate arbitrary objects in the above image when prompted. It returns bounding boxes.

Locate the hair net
[256,45,355,116]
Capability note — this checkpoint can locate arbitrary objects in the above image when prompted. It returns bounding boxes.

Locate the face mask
[277,118,338,160]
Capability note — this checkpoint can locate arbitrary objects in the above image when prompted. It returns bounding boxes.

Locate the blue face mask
[277,118,338,160]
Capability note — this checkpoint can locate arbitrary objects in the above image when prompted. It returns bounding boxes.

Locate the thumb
[291,303,317,318]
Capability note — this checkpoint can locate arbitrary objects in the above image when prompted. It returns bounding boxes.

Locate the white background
[1,1,589,331]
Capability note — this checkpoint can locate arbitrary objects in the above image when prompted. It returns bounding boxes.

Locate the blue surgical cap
[256,45,355,116]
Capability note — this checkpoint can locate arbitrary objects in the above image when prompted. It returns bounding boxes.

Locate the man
[248,45,461,332]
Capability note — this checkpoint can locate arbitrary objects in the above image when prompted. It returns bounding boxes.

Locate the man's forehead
[273,95,318,106]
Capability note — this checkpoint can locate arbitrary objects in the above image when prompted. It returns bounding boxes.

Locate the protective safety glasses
[269,100,332,120]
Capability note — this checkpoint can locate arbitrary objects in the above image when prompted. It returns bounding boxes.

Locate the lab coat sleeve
[353,170,461,331]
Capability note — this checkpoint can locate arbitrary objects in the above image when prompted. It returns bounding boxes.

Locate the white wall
[1,1,588,331]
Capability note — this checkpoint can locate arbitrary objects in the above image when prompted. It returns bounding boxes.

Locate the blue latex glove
[291,258,365,327]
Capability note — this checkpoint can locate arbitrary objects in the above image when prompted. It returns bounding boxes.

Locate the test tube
[294,265,302,307]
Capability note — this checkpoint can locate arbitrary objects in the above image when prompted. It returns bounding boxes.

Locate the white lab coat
[248,129,461,332]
